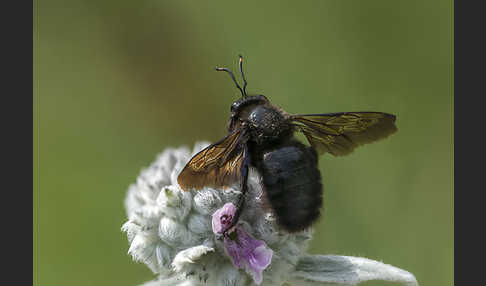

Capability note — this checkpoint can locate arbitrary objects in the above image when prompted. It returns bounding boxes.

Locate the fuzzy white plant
[122,142,418,286]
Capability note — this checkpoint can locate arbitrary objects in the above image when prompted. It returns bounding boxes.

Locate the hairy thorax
[246,105,292,145]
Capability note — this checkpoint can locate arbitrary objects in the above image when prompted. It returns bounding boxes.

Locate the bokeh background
[33,1,453,285]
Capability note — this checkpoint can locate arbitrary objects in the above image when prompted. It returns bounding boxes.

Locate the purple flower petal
[249,245,273,269]
[224,228,273,285]
[245,242,273,284]
[224,227,273,284]
[223,234,244,268]
[212,203,273,284]
[249,266,263,285]
[211,202,236,234]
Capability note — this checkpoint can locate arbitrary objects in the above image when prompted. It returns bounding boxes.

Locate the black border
[455,0,484,285]
[2,0,34,284]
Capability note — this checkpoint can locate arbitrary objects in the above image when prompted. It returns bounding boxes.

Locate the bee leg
[225,146,250,234]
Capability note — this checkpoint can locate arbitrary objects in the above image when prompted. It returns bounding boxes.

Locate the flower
[122,142,419,286]
[212,203,273,284]
[211,202,236,234]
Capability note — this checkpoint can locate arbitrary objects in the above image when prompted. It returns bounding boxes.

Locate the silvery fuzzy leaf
[156,147,192,174]
[171,245,215,272]
[137,167,168,198]
[169,145,198,187]
[212,263,249,286]
[156,185,192,220]
[289,254,418,286]
[187,213,212,236]
[171,248,251,286]
[152,146,191,189]
[125,184,145,218]
[121,220,142,244]
[155,243,173,268]
[219,187,242,203]
[158,217,197,248]
[276,239,306,266]
[127,231,161,273]
[192,188,224,215]
[132,203,164,223]
[260,234,310,286]
[251,216,280,245]
[140,275,201,286]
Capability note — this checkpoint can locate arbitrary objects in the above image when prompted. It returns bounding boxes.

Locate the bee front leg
[224,146,250,236]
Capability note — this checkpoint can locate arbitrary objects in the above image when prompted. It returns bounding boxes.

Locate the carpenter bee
[177,55,397,233]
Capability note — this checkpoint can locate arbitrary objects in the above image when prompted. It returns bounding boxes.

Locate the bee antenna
[215,67,245,97]
[238,55,248,97]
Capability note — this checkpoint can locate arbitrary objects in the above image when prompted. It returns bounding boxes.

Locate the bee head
[227,95,268,132]
[216,55,271,131]
[230,95,268,113]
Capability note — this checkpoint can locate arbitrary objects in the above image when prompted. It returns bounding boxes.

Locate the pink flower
[212,202,237,234]
[212,203,273,285]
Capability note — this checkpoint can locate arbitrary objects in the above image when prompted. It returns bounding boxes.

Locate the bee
[177,55,397,233]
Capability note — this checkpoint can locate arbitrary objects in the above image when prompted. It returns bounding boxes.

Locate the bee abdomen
[260,140,323,232]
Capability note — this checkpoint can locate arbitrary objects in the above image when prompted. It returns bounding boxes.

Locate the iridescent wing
[177,130,247,191]
[290,112,397,156]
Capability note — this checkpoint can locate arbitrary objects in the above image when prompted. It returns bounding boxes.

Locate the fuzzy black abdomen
[259,140,323,232]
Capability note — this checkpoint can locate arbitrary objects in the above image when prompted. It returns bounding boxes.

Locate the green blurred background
[34,1,453,285]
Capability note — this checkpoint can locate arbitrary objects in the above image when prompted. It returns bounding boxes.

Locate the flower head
[122,142,419,286]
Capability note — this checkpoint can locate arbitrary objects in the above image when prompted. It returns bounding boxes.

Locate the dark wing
[290,112,397,156]
[177,130,247,191]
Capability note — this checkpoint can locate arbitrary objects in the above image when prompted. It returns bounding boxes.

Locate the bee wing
[290,112,397,156]
[177,130,247,191]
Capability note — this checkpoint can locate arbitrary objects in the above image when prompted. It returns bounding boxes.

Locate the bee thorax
[247,106,290,144]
